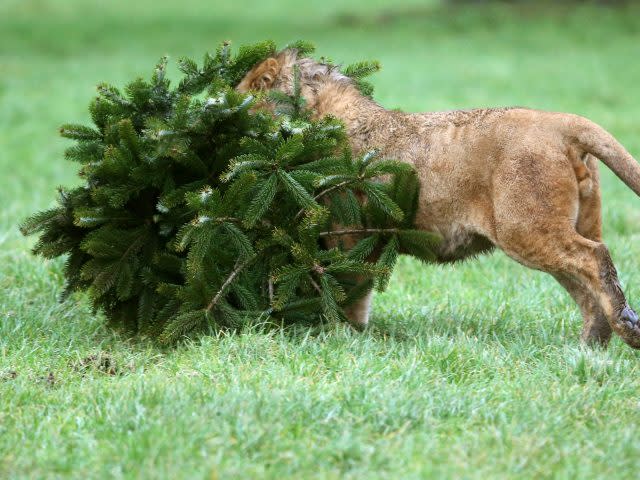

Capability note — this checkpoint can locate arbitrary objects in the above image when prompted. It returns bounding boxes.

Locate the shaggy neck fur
[296,61,413,158]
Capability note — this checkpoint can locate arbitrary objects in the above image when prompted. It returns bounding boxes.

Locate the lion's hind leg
[555,153,612,345]
[493,152,640,348]
[500,225,639,348]
[552,273,611,346]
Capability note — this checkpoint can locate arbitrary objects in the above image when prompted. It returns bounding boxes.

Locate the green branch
[318,228,399,237]
[206,256,256,312]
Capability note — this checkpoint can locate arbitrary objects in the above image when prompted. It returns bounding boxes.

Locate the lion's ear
[236,57,281,92]
[252,57,280,90]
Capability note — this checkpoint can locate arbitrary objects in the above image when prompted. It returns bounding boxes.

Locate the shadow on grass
[3,252,584,357]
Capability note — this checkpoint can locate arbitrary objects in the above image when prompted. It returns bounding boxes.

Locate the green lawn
[2,1,640,478]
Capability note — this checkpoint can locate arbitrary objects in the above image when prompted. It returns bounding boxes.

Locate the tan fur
[237,50,640,349]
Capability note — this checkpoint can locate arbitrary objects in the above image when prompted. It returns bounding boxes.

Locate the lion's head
[236,49,354,110]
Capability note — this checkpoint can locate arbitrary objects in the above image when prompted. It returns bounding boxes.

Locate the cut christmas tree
[21,40,439,344]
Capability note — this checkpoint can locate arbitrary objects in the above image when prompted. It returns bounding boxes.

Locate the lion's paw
[615,306,640,349]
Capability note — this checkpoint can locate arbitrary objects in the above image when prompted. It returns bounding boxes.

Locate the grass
[2,1,640,478]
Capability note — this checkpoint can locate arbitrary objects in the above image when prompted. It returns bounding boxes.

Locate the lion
[237,49,640,349]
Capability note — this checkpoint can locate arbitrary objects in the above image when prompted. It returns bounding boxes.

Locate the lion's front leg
[343,288,374,330]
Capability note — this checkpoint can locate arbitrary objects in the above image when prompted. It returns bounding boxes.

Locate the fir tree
[21,40,439,344]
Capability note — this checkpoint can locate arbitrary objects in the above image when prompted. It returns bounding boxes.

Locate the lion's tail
[563,114,640,197]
